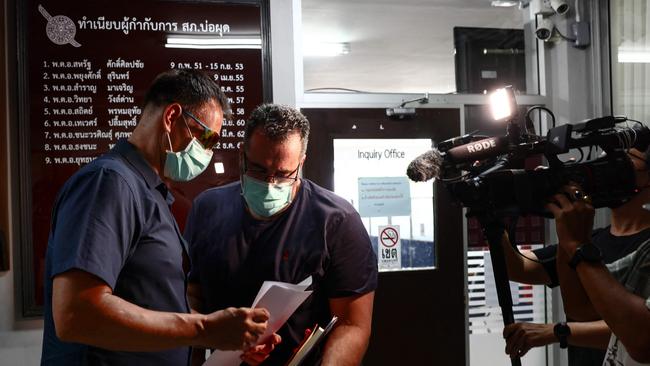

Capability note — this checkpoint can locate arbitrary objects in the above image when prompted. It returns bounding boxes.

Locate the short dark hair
[244,104,310,155]
[144,69,231,117]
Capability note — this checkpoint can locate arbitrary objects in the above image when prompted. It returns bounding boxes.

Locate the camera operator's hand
[503,322,555,357]
[545,185,595,257]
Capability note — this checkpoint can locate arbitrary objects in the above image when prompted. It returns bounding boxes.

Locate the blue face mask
[241,174,294,218]
[163,134,213,182]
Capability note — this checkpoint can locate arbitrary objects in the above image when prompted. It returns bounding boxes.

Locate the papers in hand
[285,316,338,366]
[202,276,313,366]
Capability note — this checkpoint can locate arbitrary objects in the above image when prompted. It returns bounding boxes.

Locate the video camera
[406,86,650,218]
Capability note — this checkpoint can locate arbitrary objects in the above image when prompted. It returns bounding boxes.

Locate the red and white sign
[378,225,401,271]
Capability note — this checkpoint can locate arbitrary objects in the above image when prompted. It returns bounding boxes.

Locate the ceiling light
[491,0,519,7]
[618,47,650,63]
[165,35,262,49]
[303,42,350,57]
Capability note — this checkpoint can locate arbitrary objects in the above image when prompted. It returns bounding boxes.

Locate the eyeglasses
[182,110,221,149]
[242,154,301,185]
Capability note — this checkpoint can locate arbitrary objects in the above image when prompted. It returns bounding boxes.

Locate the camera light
[490,0,519,7]
[489,87,515,121]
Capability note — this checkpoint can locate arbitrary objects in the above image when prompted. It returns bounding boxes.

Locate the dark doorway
[454,27,526,94]
[302,108,465,365]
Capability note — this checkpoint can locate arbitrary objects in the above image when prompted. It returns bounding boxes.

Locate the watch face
[556,323,570,337]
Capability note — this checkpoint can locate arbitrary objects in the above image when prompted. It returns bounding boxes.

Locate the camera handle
[478,216,522,366]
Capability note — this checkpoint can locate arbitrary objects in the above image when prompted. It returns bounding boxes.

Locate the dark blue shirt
[185,179,378,365]
[41,139,191,366]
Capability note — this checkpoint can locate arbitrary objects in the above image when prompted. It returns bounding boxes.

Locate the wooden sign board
[15,0,271,316]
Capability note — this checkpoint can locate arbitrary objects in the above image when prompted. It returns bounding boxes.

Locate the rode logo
[466,139,497,153]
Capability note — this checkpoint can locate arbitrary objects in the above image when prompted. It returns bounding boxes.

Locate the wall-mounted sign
[358,177,411,217]
[16,0,271,316]
[378,225,402,271]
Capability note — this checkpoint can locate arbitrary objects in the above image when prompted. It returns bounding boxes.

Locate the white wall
[302,0,524,94]
[270,0,302,106]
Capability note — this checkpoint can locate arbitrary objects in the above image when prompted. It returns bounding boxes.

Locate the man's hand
[201,307,269,350]
[240,333,282,365]
[545,186,595,257]
[503,322,555,357]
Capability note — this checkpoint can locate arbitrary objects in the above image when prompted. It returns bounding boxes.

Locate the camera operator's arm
[570,259,650,362]
[501,232,553,285]
[547,193,601,321]
[556,247,601,321]
[549,192,650,362]
[503,320,611,357]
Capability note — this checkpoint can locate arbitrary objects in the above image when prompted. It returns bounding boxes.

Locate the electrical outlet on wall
[572,21,590,48]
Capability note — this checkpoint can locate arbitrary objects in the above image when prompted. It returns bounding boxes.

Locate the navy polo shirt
[41,139,191,366]
[185,179,378,365]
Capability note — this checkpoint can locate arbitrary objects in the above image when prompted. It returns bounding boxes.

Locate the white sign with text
[358,177,411,217]
[378,225,402,270]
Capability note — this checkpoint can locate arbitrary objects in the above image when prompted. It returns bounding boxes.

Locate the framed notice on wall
[15,0,272,317]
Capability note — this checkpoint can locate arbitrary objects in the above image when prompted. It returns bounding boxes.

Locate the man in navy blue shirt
[42,70,275,366]
[185,104,378,366]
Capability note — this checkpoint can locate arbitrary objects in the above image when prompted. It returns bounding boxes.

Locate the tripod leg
[482,221,522,366]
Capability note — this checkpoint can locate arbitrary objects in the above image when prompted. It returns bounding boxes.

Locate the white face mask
[163,132,213,182]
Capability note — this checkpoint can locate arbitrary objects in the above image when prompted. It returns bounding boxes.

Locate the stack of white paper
[202,277,313,366]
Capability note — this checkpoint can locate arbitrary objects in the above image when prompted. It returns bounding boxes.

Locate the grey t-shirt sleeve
[605,241,650,310]
[606,251,636,283]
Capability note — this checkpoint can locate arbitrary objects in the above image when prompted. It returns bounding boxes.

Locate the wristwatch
[553,322,571,349]
[568,243,603,270]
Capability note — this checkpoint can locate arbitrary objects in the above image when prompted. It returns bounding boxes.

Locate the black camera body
[446,151,636,217]
[407,114,649,218]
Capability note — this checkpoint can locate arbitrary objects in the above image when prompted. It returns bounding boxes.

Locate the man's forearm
[501,233,551,285]
[567,320,611,349]
[187,283,208,364]
[556,247,600,320]
[55,289,207,351]
[321,324,370,366]
[503,320,609,357]
[576,262,650,360]
[54,271,265,352]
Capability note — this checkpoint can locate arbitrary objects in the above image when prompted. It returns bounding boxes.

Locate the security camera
[386,107,416,120]
[551,0,569,15]
[535,17,554,41]
[549,0,569,15]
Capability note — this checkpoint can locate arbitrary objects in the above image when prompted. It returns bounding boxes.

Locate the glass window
[610,1,650,121]
[302,0,537,94]
[333,138,435,271]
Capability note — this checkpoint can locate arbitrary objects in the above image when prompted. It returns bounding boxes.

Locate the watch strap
[553,322,570,349]
[568,243,602,270]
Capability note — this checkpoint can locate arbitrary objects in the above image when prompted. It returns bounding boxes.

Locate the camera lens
[536,29,551,40]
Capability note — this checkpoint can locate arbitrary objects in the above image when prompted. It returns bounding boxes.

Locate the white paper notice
[202,277,313,366]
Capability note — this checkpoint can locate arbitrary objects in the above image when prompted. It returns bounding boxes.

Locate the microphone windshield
[406,149,442,182]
